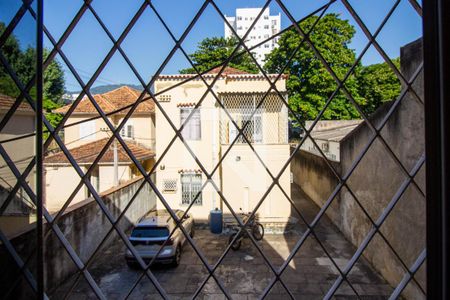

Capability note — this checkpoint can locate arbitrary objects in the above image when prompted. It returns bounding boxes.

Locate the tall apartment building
[225,7,281,66]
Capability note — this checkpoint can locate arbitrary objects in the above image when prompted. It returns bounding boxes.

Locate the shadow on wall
[290,39,426,299]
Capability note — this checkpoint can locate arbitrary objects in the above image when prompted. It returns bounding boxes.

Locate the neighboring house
[300,120,362,161]
[44,138,155,212]
[0,94,36,237]
[44,86,156,213]
[225,7,281,64]
[154,67,292,224]
[54,86,156,150]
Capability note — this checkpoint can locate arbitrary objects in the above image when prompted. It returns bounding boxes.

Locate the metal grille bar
[0,0,441,299]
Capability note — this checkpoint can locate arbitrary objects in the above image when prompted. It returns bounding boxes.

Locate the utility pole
[101,124,119,186]
[113,138,118,186]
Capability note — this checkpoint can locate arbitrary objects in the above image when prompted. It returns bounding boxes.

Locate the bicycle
[228,209,264,251]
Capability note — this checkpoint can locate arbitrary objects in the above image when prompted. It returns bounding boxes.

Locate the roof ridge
[45,137,110,158]
[96,93,116,111]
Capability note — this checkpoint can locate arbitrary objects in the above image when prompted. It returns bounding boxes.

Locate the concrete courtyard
[50,185,393,299]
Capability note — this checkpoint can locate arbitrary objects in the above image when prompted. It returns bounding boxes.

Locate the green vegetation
[179,37,259,74]
[0,22,65,132]
[356,58,401,115]
[180,14,401,121]
[264,14,400,120]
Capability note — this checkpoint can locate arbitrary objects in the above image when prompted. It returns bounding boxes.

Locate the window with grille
[180,107,201,140]
[162,179,177,192]
[181,174,202,205]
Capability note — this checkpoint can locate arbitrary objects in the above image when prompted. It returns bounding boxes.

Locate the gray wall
[290,39,425,299]
[0,175,156,297]
[339,39,425,299]
[290,149,341,224]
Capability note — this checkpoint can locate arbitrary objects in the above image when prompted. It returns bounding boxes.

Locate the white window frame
[180,107,201,140]
[181,173,202,205]
[120,121,134,140]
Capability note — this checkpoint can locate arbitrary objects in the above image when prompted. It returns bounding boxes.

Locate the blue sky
[1,0,422,92]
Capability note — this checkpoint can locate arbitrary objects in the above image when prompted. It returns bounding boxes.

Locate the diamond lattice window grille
[0,0,433,298]
[219,92,288,144]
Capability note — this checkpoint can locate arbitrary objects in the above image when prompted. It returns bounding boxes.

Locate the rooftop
[54,86,154,115]
[44,138,155,165]
[0,93,34,113]
[307,120,363,142]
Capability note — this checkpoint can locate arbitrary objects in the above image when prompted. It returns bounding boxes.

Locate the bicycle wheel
[252,223,264,241]
[229,233,241,251]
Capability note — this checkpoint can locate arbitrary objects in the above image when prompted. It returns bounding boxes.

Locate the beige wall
[44,165,86,212]
[221,144,292,223]
[44,164,132,213]
[0,215,36,238]
[0,113,35,189]
[154,76,292,222]
[0,112,36,237]
[98,165,132,191]
[63,114,155,149]
[64,115,107,147]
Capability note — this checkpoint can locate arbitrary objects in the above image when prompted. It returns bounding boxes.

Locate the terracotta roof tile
[206,66,249,75]
[0,94,34,112]
[44,138,155,165]
[54,86,154,115]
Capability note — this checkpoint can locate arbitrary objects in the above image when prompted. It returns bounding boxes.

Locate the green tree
[357,58,401,115]
[264,14,365,120]
[180,37,259,74]
[0,22,65,130]
[0,22,22,97]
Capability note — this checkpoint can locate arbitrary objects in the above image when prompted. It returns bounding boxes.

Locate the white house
[225,7,281,65]
[44,86,155,213]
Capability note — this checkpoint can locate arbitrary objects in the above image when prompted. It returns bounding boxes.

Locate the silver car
[125,209,194,267]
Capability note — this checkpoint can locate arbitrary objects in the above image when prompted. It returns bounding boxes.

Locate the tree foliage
[264,14,365,120]
[357,58,401,115]
[179,37,259,74]
[0,22,65,130]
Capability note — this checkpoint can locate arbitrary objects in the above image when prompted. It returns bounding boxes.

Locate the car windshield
[131,227,169,238]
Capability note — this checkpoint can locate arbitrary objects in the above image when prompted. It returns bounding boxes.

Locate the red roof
[206,66,250,75]
[54,86,154,115]
[44,138,155,165]
[0,94,34,113]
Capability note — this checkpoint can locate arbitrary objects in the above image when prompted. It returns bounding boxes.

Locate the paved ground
[51,185,393,299]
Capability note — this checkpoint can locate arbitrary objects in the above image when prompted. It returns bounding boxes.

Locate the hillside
[68,84,144,95]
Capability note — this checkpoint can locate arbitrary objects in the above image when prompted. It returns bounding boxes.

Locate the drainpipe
[212,107,217,210]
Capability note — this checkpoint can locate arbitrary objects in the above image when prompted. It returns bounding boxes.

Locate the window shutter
[79,120,96,140]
